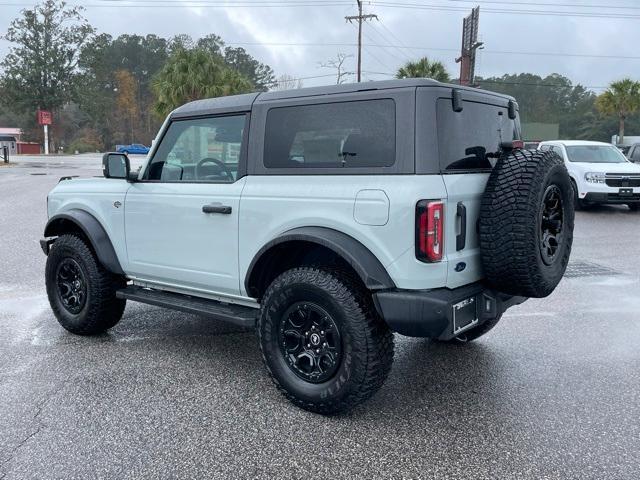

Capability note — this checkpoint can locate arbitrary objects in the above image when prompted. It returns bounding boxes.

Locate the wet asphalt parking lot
[0,154,639,479]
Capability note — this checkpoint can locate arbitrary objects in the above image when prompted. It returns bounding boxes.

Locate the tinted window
[547,145,561,156]
[631,147,640,162]
[566,145,627,164]
[264,99,395,169]
[146,115,246,182]
[437,99,520,171]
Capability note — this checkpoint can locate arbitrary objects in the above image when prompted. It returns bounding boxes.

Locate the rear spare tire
[480,149,574,298]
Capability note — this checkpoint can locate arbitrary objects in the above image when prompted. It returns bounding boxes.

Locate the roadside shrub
[67,128,102,153]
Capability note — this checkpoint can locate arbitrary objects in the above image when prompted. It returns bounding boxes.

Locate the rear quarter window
[437,99,520,172]
[263,99,396,169]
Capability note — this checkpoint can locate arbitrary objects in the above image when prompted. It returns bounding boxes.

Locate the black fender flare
[244,226,395,296]
[43,209,124,275]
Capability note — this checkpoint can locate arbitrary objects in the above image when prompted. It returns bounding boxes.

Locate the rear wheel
[45,234,126,335]
[258,267,394,414]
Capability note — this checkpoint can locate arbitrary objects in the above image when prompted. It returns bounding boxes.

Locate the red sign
[37,110,52,125]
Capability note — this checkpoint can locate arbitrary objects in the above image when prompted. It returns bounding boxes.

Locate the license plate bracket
[452,297,478,335]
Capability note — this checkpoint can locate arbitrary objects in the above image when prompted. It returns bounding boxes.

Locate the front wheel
[45,234,126,335]
[258,267,394,414]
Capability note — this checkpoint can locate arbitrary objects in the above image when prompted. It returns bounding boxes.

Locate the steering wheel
[195,157,234,181]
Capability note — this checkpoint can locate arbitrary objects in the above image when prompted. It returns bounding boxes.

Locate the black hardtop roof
[170,78,516,119]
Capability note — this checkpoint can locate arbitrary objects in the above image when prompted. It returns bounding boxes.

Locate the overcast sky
[1,0,639,92]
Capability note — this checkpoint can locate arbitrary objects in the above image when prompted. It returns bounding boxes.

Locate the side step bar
[116,286,257,329]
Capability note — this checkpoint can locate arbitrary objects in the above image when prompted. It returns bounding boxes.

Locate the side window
[548,146,564,159]
[263,99,396,169]
[145,114,246,182]
[632,147,640,162]
[437,99,518,171]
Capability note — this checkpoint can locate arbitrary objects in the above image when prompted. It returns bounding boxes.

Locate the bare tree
[319,53,354,85]
[272,74,304,91]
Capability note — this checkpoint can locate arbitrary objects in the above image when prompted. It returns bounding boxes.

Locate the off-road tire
[435,314,503,345]
[480,149,574,298]
[45,234,126,335]
[258,267,394,414]
[572,180,586,211]
[629,203,639,212]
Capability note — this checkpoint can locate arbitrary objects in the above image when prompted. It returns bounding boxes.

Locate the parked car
[626,143,640,163]
[41,79,574,414]
[116,143,149,155]
[617,144,631,156]
[539,140,640,211]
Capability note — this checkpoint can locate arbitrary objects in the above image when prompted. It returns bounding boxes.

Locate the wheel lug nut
[307,344,311,348]
[323,342,327,347]
[316,349,320,354]
[321,331,324,335]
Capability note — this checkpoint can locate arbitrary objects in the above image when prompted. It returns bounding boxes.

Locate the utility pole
[345,1,377,82]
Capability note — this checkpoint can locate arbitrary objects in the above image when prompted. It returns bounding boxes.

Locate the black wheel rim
[56,258,87,314]
[539,185,565,266]
[278,302,342,383]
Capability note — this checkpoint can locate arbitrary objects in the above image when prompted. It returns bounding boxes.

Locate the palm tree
[396,57,450,82]
[152,48,253,117]
[595,78,640,144]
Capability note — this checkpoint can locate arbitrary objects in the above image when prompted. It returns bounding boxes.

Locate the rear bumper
[373,282,527,340]
[583,192,640,204]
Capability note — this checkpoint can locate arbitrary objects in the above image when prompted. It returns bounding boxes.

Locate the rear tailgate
[417,87,521,289]
[442,173,490,288]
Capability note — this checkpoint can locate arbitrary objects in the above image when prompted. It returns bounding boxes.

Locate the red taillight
[512,140,525,149]
[416,200,444,262]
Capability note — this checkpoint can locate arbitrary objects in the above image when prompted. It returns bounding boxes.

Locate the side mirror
[102,152,130,179]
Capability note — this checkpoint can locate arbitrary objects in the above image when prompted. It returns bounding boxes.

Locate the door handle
[202,203,232,214]
[456,202,467,251]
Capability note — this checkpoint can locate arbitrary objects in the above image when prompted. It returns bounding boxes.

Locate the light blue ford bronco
[42,79,574,413]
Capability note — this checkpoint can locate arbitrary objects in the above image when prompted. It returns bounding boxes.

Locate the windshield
[565,145,628,163]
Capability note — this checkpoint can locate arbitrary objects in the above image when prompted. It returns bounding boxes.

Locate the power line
[366,21,412,62]
[0,1,353,6]
[6,0,640,19]
[370,2,640,19]
[443,0,640,11]
[375,18,413,61]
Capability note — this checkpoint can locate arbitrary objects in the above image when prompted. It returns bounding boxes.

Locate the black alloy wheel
[278,301,342,383]
[45,234,126,335]
[257,267,394,414]
[539,184,565,266]
[56,258,87,314]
